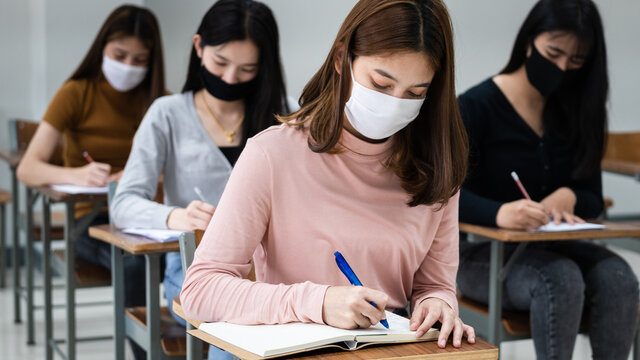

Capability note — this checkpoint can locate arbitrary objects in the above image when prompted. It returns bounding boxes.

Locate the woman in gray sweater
[110,1,291,357]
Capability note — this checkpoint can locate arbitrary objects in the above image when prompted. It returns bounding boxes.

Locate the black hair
[182,0,289,140]
[501,0,608,180]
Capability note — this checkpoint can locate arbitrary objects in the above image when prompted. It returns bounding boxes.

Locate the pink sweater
[181,124,460,325]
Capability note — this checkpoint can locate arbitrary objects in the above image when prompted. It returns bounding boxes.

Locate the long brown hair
[279,0,468,207]
[69,5,165,110]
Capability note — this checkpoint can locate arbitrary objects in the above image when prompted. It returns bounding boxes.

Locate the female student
[109,0,289,357]
[181,0,475,349]
[16,5,164,359]
[456,0,639,358]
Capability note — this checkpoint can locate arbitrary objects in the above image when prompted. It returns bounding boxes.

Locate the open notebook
[532,222,605,232]
[198,310,439,358]
[121,228,183,242]
[51,184,109,194]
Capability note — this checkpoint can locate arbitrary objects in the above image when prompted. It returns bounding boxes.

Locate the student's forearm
[17,159,78,187]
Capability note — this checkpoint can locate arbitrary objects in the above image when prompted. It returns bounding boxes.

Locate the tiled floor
[0,272,137,359]
[1,244,639,359]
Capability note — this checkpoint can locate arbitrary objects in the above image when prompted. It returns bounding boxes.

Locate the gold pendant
[225,131,235,143]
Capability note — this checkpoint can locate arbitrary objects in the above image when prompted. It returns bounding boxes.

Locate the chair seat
[125,306,208,357]
[24,210,66,240]
[52,250,111,287]
[458,295,531,336]
[0,189,11,204]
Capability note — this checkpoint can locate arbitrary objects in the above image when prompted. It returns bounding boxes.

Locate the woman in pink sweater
[182,0,475,348]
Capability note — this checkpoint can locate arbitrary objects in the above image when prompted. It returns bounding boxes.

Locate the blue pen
[334,251,389,329]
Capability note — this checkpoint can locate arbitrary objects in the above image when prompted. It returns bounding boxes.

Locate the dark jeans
[74,211,147,359]
[458,239,639,360]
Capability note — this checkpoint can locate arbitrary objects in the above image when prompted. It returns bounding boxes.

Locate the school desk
[172,296,499,360]
[37,186,110,360]
[602,158,640,182]
[89,224,184,360]
[458,221,640,354]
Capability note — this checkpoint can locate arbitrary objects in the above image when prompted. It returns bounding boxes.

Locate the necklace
[200,91,244,143]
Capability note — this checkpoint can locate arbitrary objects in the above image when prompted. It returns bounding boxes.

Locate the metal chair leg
[43,197,53,360]
[25,188,35,345]
[65,204,77,360]
[11,169,21,323]
[0,203,6,288]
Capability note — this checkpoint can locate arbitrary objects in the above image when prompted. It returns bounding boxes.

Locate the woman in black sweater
[457,1,638,359]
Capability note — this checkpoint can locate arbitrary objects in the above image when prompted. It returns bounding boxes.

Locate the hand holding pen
[72,150,111,187]
[495,171,548,230]
[321,251,389,330]
[166,186,215,231]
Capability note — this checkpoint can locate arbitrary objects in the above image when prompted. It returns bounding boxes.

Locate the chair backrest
[8,118,64,166]
[179,229,255,281]
[604,131,640,163]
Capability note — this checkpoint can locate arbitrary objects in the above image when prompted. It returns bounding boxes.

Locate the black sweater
[458,78,603,226]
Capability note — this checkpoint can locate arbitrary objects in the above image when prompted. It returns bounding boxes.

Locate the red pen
[82,150,94,163]
[510,171,531,200]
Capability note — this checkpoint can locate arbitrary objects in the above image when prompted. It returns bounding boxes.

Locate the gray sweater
[110,92,232,229]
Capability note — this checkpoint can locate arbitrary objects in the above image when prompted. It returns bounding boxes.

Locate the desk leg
[111,245,125,360]
[187,323,203,360]
[11,168,21,323]
[0,202,5,288]
[146,254,161,359]
[25,187,35,345]
[42,197,53,360]
[65,204,77,360]
[488,241,504,345]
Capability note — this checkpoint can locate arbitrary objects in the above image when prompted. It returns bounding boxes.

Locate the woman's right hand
[496,199,549,230]
[166,200,216,231]
[322,286,389,329]
[73,162,111,187]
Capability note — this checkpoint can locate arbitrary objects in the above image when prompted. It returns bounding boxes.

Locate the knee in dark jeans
[587,256,639,299]
[509,256,585,310]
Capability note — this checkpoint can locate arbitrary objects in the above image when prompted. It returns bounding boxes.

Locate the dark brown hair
[280,0,468,207]
[69,4,165,110]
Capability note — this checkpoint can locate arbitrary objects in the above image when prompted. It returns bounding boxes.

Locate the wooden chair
[601,131,640,218]
[0,189,10,288]
[8,118,68,344]
[604,131,640,164]
[10,118,65,239]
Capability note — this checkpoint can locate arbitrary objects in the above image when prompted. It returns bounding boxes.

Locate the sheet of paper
[198,311,420,357]
[51,184,109,194]
[533,222,605,232]
[121,228,183,242]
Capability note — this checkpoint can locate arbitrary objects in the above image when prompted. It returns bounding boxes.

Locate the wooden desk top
[172,299,499,360]
[0,148,24,168]
[460,221,640,242]
[602,158,640,180]
[34,185,108,203]
[89,224,180,255]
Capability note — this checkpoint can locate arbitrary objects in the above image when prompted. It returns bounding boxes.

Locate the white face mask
[344,64,425,140]
[101,55,148,92]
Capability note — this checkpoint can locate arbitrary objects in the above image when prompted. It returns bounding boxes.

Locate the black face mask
[200,66,258,101]
[525,44,578,96]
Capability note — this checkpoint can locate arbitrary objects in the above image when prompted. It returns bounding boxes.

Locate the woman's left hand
[540,187,585,225]
[410,297,475,348]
